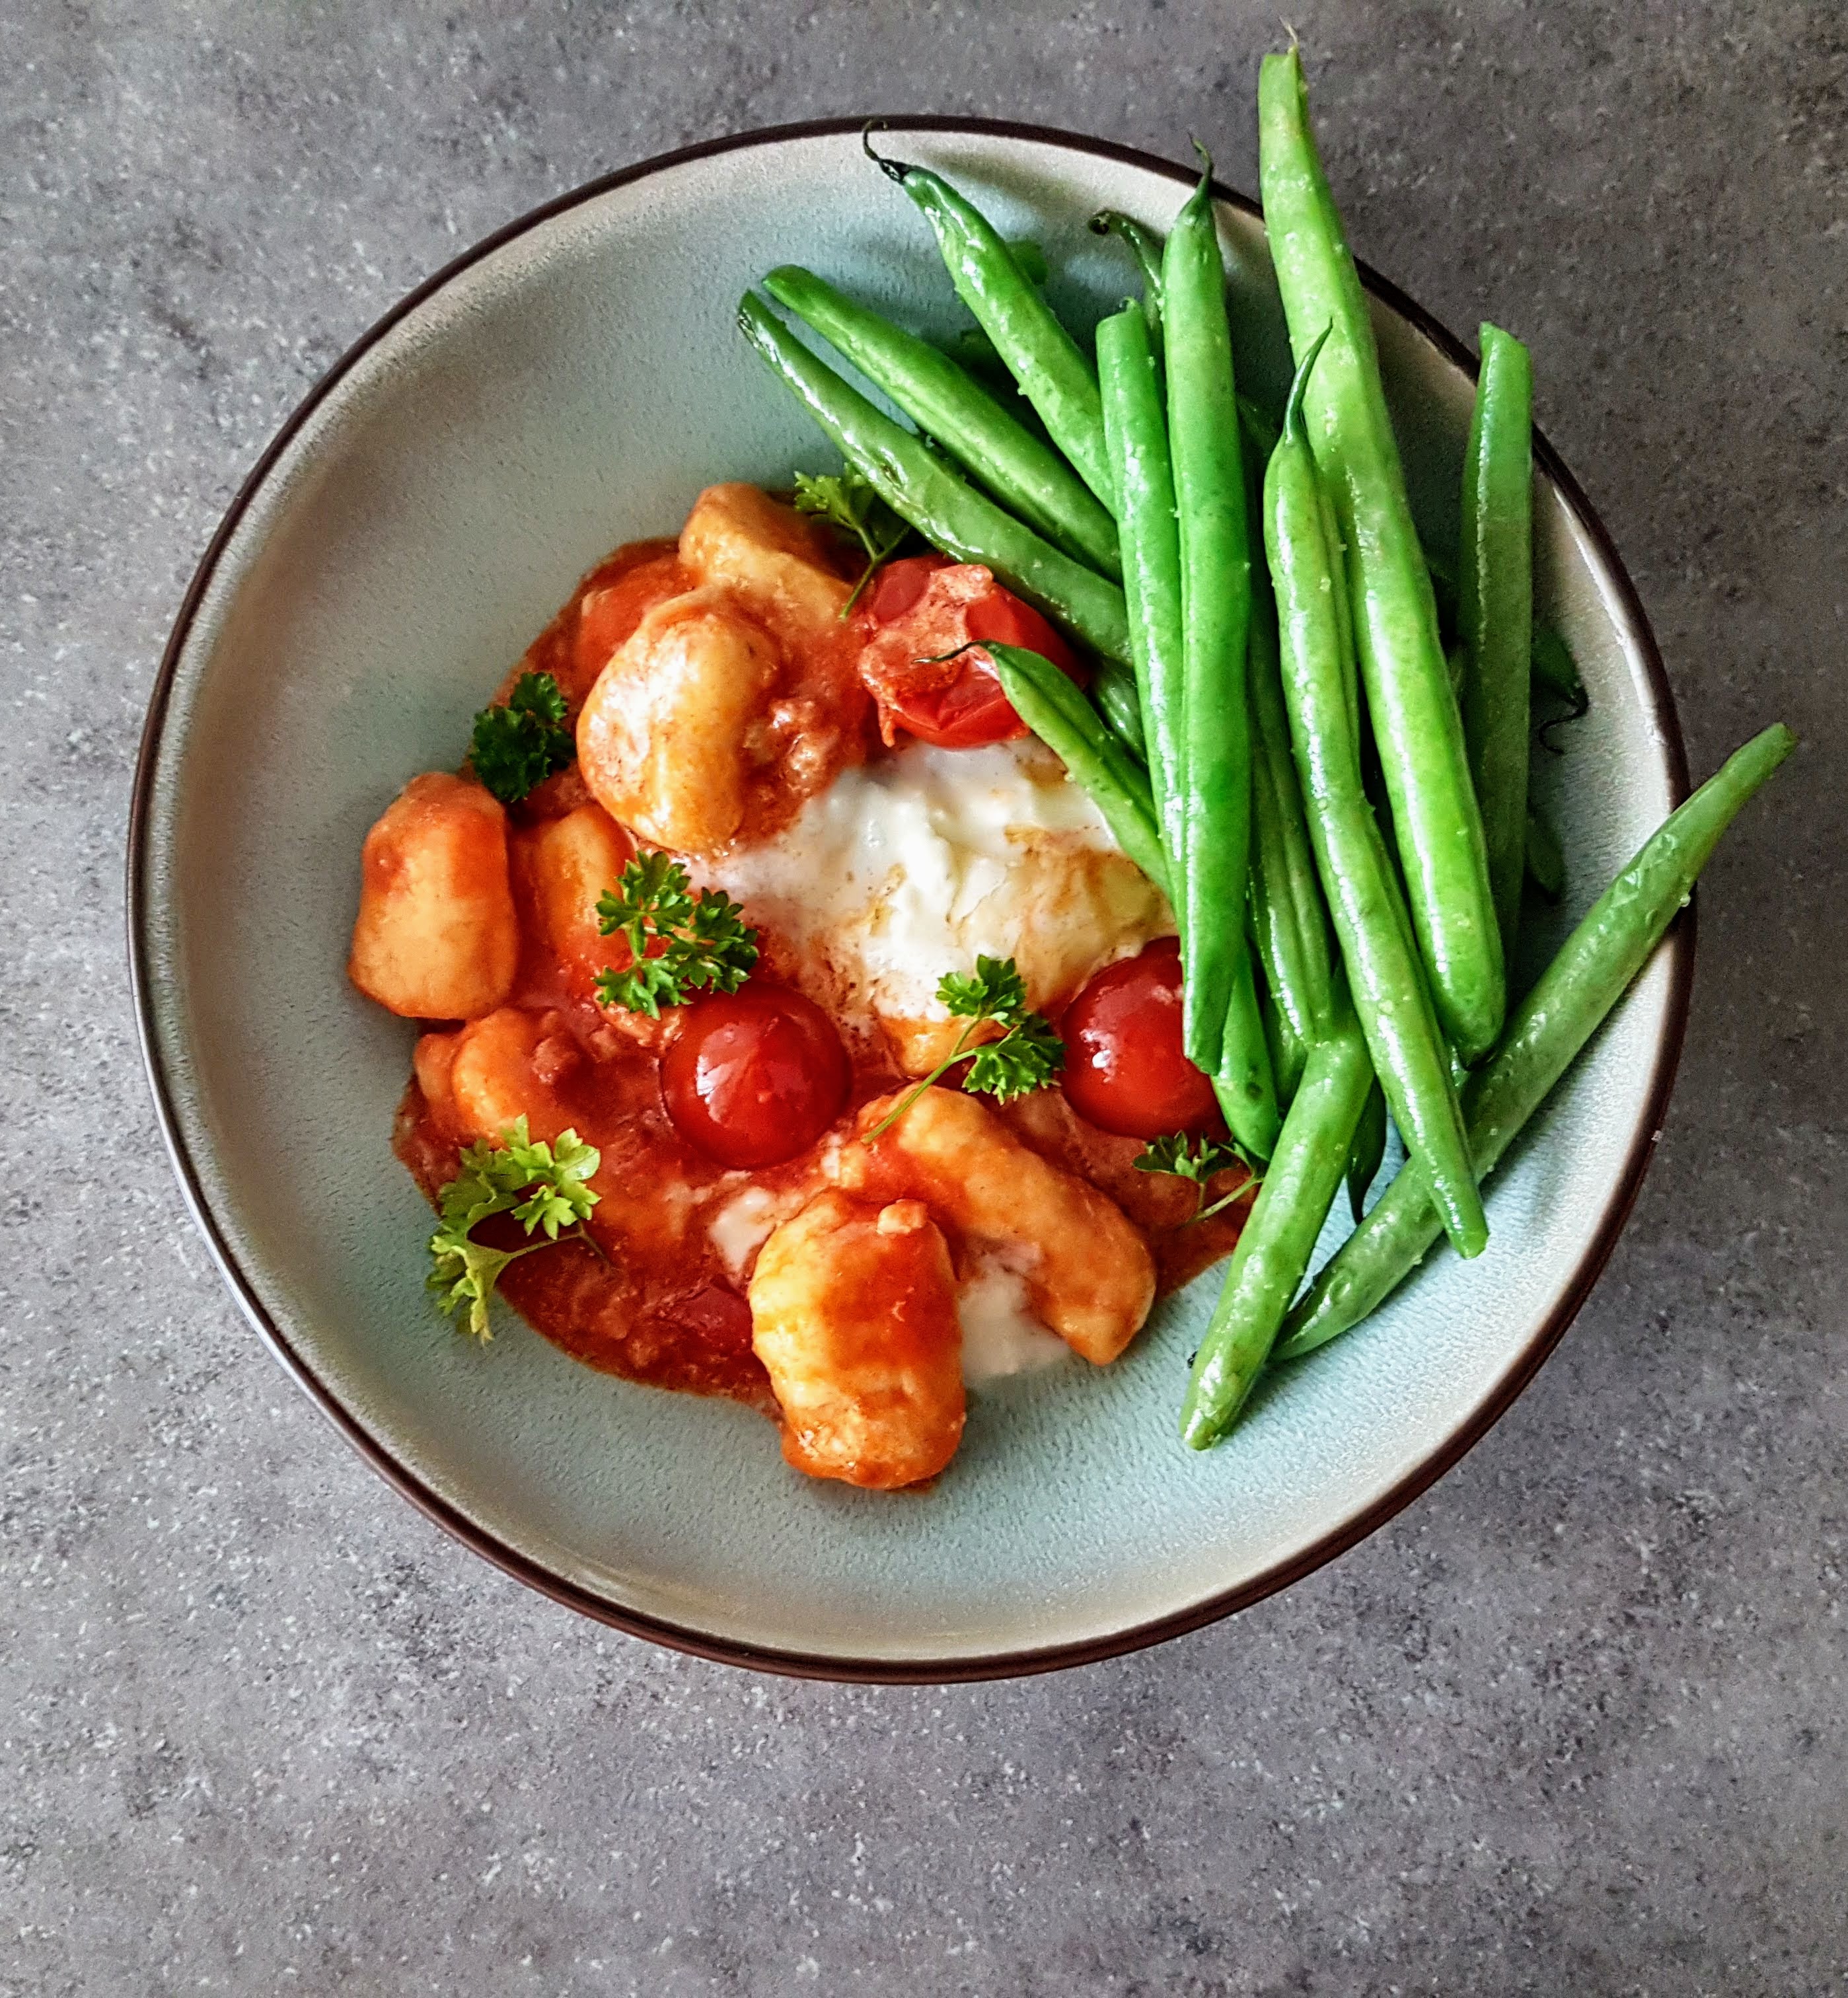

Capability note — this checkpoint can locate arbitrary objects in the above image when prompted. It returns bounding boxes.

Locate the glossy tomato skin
[660,984,851,1169]
[857,556,1080,750]
[1060,937,1220,1140]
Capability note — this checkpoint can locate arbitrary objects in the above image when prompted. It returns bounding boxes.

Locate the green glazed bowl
[130,120,1689,1681]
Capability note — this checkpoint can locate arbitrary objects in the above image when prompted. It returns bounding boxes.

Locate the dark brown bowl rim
[126,113,1693,1685]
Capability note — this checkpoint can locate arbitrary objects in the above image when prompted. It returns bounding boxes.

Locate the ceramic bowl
[129,119,1689,1681]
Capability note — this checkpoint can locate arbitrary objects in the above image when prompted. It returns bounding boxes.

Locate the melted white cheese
[956,1264,1072,1386]
[694,736,1169,1059]
[706,1183,803,1279]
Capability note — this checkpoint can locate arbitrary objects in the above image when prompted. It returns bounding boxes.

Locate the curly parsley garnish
[469,670,575,804]
[427,1117,603,1341]
[792,467,909,616]
[1134,1131,1261,1225]
[593,851,759,1019]
[864,955,1064,1142]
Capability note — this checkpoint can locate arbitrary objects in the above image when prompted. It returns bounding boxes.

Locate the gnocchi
[749,1191,964,1489]
[349,773,519,1020]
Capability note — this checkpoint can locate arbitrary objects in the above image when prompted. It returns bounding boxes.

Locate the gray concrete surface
[4,1,1844,1990]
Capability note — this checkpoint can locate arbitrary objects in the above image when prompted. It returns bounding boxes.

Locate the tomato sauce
[391,529,1252,1415]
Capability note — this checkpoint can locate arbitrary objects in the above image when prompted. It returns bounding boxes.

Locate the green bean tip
[860,119,910,183]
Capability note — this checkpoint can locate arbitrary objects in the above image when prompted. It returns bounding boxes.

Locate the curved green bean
[1266,334,1487,1257]
[1259,48,1506,1063]
[738,293,1131,665]
[1097,304,1186,871]
[1275,722,1796,1358]
[984,642,1169,894]
[868,143,1115,509]
[1460,323,1535,968]
[1181,999,1376,1448]
[1089,210,1165,342]
[764,264,1121,579]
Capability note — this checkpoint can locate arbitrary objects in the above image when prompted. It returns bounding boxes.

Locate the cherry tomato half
[1060,937,1220,1140]
[660,984,851,1169]
[856,555,1081,750]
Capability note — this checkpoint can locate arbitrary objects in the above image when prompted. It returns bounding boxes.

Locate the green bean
[1006,238,1051,287]
[1249,753,1308,1103]
[1266,332,1488,1257]
[1423,536,1459,637]
[764,265,1122,579]
[1097,304,1187,871]
[1525,801,1565,903]
[1181,999,1376,1448]
[1259,965,1308,1109]
[738,293,1132,665]
[1165,152,1272,1156]
[868,139,1115,509]
[1346,1078,1387,1222]
[984,642,1169,894]
[1426,544,1588,724]
[1215,960,1280,1162]
[1237,393,1280,460]
[1247,554,1337,1060]
[1089,210,1165,341]
[1532,624,1588,721]
[1460,324,1535,970]
[1275,722,1796,1359]
[1259,49,1506,1063]
[1091,657,1148,763]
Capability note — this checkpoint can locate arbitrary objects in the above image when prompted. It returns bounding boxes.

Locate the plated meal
[346,52,1790,1497]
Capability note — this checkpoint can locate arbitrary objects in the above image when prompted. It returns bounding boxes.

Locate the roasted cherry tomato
[856,555,1081,750]
[1060,937,1219,1140]
[661,984,851,1169]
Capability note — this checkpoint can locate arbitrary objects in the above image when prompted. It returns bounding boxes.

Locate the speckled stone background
[5,1,1844,1991]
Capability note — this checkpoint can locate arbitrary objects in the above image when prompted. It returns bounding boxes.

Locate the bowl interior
[137,124,1682,1675]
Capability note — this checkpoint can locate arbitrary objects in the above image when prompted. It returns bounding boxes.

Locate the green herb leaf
[864,954,1063,1141]
[592,852,759,1019]
[1134,1130,1261,1224]
[427,1116,603,1340]
[939,955,1030,1027]
[792,467,910,615]
[964,1010,1064,1103]
[469,671,575,804]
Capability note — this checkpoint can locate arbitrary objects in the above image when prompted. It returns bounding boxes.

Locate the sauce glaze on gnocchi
[351,483,1251,1489]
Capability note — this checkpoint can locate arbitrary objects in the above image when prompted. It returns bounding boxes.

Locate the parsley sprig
[427,1117,603,1341]
[864,955,1064,1142]
[792,468,909,616]
[469,671,575,805]
[1134,1131,1261,1225]
[593,851,759,1019]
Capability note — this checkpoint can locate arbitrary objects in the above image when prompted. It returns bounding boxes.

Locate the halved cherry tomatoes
[1060,937,1220,1140]
[660,984,851,1169]
[856,555,1081,750]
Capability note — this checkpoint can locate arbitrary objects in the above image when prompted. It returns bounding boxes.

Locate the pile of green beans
[1263,332,1488,1259]
[763,264,1122,577]
[731,104,1793,1454]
